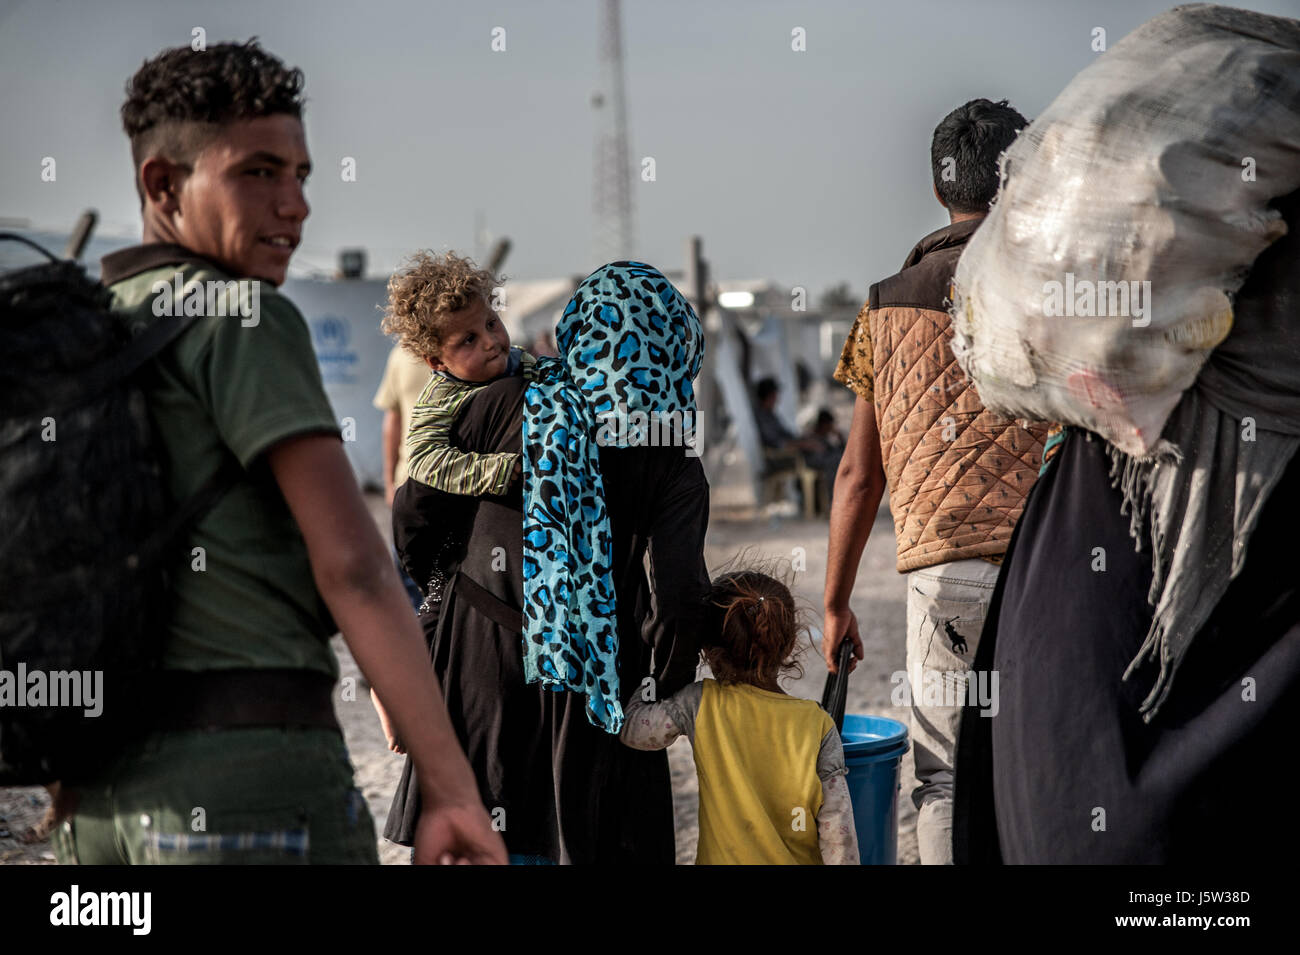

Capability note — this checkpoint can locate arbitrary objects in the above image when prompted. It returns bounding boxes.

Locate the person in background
[373,343,429,609]
[806,408,847,504]
[374,344,430,507]
[529,329,558,358]
[753,376,821,459]
[812,408,844,448]
[754,378,841,512]
[822,98,1049,864]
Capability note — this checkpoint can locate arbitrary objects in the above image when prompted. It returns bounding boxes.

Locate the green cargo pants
[52,727,378,864]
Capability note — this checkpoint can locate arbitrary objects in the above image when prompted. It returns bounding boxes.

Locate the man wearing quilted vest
[822,99,1049,864]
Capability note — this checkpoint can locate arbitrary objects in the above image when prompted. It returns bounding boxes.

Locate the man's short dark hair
[121,38,305,201]
[930,98,1027,215]
[756,377,780,402]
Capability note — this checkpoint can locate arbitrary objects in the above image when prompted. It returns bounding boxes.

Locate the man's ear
[139,156,186,217]
[932,181,949,211]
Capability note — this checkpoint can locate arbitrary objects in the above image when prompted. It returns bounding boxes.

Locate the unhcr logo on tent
[311,316,360,385]
[1042,272,1152,327]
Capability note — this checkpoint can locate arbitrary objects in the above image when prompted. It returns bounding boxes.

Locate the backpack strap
[0,231,61,263]
[5,265,210,417]
[67,311,208,413]
[115,296,244,560]
[110,271,248,569]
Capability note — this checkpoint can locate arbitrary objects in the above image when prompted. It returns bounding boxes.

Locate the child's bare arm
[371,687,404,753]
[381,408,401,505]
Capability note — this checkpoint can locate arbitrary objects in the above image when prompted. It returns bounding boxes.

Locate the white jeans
[904,557,1000,865]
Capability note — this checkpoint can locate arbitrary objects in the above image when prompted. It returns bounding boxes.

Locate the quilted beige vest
[868,220,1048,572]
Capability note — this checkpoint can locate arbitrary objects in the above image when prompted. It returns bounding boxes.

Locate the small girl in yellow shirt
[621,570,859,864]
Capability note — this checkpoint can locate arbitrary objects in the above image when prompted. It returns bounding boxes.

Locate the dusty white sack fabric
[950,3,1300,457]
[953,4,1300,722]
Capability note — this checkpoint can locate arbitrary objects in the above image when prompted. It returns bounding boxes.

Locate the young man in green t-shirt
[51,39,504,865]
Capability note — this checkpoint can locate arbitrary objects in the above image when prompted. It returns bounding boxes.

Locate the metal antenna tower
[591,0,635,267]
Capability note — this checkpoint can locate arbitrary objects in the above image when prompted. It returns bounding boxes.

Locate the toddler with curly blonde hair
[381,250,535,498]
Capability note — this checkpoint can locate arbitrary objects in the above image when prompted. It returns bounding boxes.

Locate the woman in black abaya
[385,263,711,864]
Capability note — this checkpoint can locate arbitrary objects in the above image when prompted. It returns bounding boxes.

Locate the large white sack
[951,4,1300,456]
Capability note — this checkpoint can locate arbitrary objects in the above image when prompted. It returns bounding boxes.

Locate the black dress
[954,429,1300,864]
[385,374,711,864]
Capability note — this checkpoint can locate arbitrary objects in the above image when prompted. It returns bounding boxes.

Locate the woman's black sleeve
[393,377,526,592]
[391,478,462,592]
[643,457,712,698]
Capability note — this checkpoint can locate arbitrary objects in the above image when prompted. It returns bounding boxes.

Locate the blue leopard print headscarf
[521,262,703,733]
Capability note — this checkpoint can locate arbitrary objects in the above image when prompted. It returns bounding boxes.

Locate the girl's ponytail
[707,568,806,687]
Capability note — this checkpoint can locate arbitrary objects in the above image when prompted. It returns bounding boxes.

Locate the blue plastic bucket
[840,714,909,865]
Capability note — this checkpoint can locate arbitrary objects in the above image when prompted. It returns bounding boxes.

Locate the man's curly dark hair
[121,38,305,201]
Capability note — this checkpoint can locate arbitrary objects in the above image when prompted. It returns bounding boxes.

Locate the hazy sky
[2,0,1296,297]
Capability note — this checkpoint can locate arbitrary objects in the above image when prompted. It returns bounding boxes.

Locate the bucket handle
[819,635,855,731]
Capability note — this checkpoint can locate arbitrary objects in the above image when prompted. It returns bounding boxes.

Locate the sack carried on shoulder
[951,5,1300,455]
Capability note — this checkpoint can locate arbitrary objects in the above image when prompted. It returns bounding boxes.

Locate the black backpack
[0,234,237,784]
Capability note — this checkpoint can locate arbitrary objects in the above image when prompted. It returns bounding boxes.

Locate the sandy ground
[1,492,917,866]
